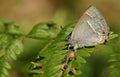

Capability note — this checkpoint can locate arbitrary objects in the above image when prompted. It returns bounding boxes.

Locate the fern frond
[27,22,60,39]
[0,36,23,77]
[30,20,119,77]
[0,19,24,77]
[108,35,120,77]
[30,23,75,77]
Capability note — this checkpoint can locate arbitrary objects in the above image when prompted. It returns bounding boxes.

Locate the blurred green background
[0,0,120,77]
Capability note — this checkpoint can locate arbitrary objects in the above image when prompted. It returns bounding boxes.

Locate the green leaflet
[108,36,120,77]
[0,35,24,77]
[109,32,118,40]
[0,18,22,35]
[4,22,22,35]
[6,36,24,60]
[27,22,60,39]
[0,34,8,51]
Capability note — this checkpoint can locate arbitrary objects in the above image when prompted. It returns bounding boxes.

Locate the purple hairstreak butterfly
[68,6,110,49]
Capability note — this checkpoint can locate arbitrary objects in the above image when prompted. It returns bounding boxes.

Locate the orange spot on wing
[102,31,106,35]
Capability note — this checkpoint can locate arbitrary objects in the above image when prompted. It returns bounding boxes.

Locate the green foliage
[29,23,75,77]
[0,36,23,77]
[27,22,59,39]
[0,18,119,77]
[29,22,118,77]
[0,19,23,77]
[4,22,22,35]
[0,34,8,50]
[108,36,120,77]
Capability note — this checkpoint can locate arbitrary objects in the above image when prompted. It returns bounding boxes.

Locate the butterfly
[68,6,110,50]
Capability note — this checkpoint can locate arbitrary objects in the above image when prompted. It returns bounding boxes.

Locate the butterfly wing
[69,6,109,49]
[86,6,109,36]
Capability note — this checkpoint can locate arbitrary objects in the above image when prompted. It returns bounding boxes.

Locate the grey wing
[69,6,109,49]
[70,13,99,49]
[86,6,109,33]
